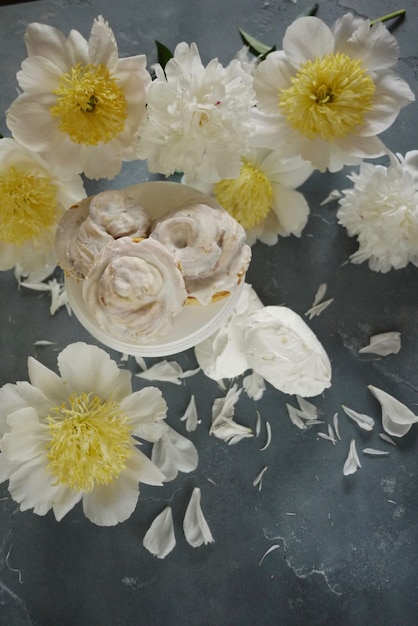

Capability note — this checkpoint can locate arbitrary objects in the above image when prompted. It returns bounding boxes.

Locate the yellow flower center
[46,392,133,492]
[214,161,273,229]
[279,52,376,142]
[0,166,58,245]
[50,63,128,145]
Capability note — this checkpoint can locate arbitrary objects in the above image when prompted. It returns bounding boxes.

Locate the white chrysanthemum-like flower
[0,137,85,282]
[137,42,256,183]
[252,14,415,172]
[6,16,151,180]
[0,342,167,526]
[212,145,313,245]
[337,152,418,272]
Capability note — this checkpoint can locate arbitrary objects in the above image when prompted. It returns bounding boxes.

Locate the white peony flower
[0,342,167,526]
[252,14,415,172]
[212,145,313,245]
[0,137,85,282]
[6,16,151,180]
[137,42,256,184]
[337,152,418,272]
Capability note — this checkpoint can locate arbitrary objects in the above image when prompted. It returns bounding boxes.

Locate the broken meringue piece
[82,237,187,343]
[150,201,251,305]
[244,306,332,397]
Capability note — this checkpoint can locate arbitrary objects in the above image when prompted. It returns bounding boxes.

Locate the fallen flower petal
[151,426,199,481]
[341,405,375,431]
[183,487,214,548]
[359,332,401,356]
[180,395,199,432]
[143,506,176,559]
[343,439,362,476]
[362,448,390,456]
[136,360,200,385]
[368,385,418,437]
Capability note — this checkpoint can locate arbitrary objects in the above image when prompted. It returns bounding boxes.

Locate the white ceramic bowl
[64,181,246,356]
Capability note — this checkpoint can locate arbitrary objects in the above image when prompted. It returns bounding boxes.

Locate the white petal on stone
[143,506,176,559]
[317,432,335,443]
[327,423,337,445]
[258,544,281,566]
[244,306,332,398]
[286,403,307,430]
[255,411,261,437]
[341,405,375,431]
[343,439,362,476]
[243,371,266,401]
[259,422,272,451]
[320,189,342,206]
[305,298,334,320]
[368,385,418,437]
[151,426,199,482]
[378,432,397,446]
[211,384,242,425]
[210,384,252,444]
[180,395,199,432]
[183,487,214,548]
[252,465,268,491]
[296,395,318,420]
[362,448,390,456]
[359,332,401,356]
[312,283,327,307]
[135,356,147,371]
[333,413,341,441]
[33,340,56,346]
[136,360,199,385]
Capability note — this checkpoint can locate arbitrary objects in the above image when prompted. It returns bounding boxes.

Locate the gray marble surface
[0,1,417,625]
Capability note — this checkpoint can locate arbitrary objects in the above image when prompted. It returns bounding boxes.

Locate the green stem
[370,9,406,25]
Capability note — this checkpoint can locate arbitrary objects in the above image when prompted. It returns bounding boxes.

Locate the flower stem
[370,9,406,26]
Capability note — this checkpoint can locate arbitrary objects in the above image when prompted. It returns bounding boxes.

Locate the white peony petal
[368,385,418,437]
[151,426,198,482]
[359,332,401,356]
[183,487,214,547]
[243,371,266,401]
[143,506,176,559]
[1,408,48,461]
[82,477,139,527]
[136,360,199,385]
[27,357,67,406]
[52,488,83,522]
[6,455,59,516]
[343,439,362,476]
[244,306,332,397]
[120,387,168,442]
[341,405,375,431]
[180,395,199,432]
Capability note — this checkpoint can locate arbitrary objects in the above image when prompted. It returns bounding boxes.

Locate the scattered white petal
[183,488,214,548]
[286,403,307,430]
[388,500,397,505]
[180,395,200,432]
[151,426,199,481]
[318,432,336,444]
[258,544,280,566]
[368,385,418,437]
[120,353,129,362]
[255,411,261,437]
[207,478,217,485]
[320,189,343,206]
[312,283,327,307]
[21,279,69,316]
[305,298,334,320]
[341,405,375,431]
[143,506,176,559]
[243,371,266,401]
[135,356,147,370]
[20,281,51,292]
[252,466,268,491]
[136,360,199,384]
[362,448,390,456]
[343,439,362,476]
[305,419,324,426]
[378,432,397,446]
[209,384,253,444]
[359,332,401,356]
[333,413,341,441]
[33,340,56,346]
[296,396,318,420]
[259,422,272,451]
[327,424,337,445]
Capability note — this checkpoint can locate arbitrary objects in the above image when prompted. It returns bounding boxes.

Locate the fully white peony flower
[212,145,313,245]
[0,137,85,282]
[337,152,418,272]
[0,342,167,526]
[252,14,415,172]
[6,16,151,180]
[137,42,256,183]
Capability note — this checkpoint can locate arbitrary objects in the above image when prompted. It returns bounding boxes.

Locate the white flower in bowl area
[0,342,168,526]
[137,42,256,184]
[0,138,85,282]
[212,145,313,245]
[337,152,418,272]
[6,16,151,180]
[252,13,415,172]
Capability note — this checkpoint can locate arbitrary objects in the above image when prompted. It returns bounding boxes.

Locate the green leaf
[239,29,276,58]
[155,40,173,70]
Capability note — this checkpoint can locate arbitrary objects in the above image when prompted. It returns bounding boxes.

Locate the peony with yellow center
[252,13,414,172]
[6,16,151,180]
[0,342,169,526]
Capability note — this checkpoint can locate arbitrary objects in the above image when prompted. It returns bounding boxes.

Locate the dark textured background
[0,1,417,625]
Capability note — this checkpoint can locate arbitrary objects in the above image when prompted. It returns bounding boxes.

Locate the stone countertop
[0,1,417,625]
